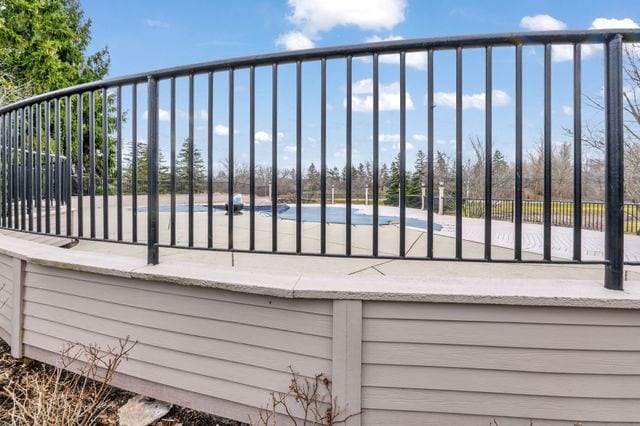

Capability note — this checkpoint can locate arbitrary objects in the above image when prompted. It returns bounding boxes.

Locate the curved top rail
[1,29,639,114]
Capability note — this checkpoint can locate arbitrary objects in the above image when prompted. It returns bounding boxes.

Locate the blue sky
[81,0,640,173]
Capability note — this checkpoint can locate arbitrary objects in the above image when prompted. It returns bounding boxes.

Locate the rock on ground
[118,395,172,426]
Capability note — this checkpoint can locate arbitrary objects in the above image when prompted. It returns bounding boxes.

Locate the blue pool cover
[142,204,442,231]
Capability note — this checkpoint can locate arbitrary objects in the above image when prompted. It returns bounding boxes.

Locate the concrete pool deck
[29,192,636,280]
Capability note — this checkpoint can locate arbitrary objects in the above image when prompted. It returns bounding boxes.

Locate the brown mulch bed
[0,339,246,425]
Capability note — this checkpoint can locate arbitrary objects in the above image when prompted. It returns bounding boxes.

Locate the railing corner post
[147,76,160,265]
[604,34,624,290]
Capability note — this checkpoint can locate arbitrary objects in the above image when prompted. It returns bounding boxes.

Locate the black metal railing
[438,197,640,234]
[0,30,637,289]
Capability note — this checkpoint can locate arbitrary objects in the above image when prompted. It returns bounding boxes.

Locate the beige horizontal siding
[25,263,332,315]
[361,410,627,426]
[26,330,296,412]
[24,327,301,396]
[0,253,13,270]
[25,270,332,337]
[362,387,640,422]
[364,318,640,350]
[362,301,640,423]
[362,364,640,398]
[24,291,331,359]
[23,314,330,379]
[20,263,333,421]
[364,301,640,326]
[0,254,12,343]
[363,341,640,375]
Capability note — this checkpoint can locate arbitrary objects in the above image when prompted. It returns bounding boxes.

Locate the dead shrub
[0,336,136,425]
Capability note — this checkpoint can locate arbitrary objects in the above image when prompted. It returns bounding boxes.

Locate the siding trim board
[0,237,639,423]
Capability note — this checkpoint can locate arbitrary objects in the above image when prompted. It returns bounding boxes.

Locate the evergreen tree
[176,139,206,193]
[407,150,427,207]
[0,0,110,101]
[384,155,401,206]
[123,141,169,195]
[379,163,390,193]
[306,162,320,193]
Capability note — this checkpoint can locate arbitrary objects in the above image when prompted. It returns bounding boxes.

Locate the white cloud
[437,139,455,146]
[433,89,510,110]
[587,18,640,57]
[275,31,315,51]
[276,0,406,50]
[284,145,298,153]
[370,134,414,150]
[143,109,170,121]
[255,131,271,143]
[520,15,567,31]
[364,35,427,70]
[333,147,361,158]
[145,18,169,28]
[255,131,285,143]
[198,110,208,121]
[591,17,639,29]
[379,133,400,143]
[412,134,428,142]
[520,15,639,62]
[287,0,406,35]
[393,142,413,151]
[519,15,573,62]
[214,124,229,136]
[347,78,415,112]
[562,105,573,116]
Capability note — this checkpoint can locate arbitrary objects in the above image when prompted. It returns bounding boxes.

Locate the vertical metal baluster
[131,84,138,242]
[36,104,42,232]
[102,88,108,239]
[66,97,72,235]
[399,51,406,257]
[44,103,50,232]
[515,44,523,261]
[89,92,95,238]
[427,50,434,259]
[12,110,16,230]
[372,53,379,257]
[9,111,15,229]
[9,110,14,228]
[543,44,552,261]
[1,114,4,228]
[171,77,177,246]
[228,69,234,250]
[346,55,352,256]
[15,110,19,229]
[28,107,34,231]
[455,46,463,259]
[2,114,5,227]
[573,44,582,261]
[604,34,624,290]
[321,58,327,255]
[17,109,21,229]
[188,74,194,247]
[117,87,123,241]
[55,99,61,234]
[484,46,492,260]
[206,74,212,248]
[22,108,26,230]
[77,95,83,237]
[147,76,160,264]
[272,64,278,252]
[296,61,302,254]
[249,66,256,251]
